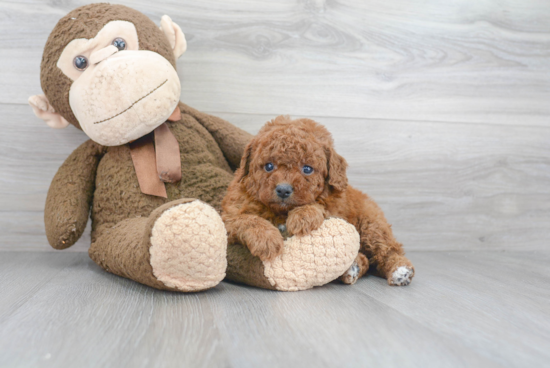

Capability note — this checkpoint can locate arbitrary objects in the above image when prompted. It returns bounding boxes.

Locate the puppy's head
[236,116,348,213]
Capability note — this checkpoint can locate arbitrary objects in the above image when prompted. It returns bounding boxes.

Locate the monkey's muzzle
[69,50,181,146]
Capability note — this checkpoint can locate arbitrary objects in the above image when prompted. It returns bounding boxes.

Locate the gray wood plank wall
[1,0,549,251]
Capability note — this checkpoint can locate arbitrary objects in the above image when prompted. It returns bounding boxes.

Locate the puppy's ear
[326,147,348,192]
[235,142,253,182]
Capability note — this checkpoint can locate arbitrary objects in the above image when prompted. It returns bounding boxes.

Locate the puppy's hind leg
[339,253,369,285]
[359,219,415,286]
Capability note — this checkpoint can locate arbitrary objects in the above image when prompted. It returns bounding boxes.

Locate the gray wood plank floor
[0,250,548,368]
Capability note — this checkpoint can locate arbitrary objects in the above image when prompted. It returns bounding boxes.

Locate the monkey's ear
[160,15,187,59]
[28,94,70,129]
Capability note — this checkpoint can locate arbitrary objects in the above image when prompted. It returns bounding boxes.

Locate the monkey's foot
[262,218,360,291]
[150,200,227,291]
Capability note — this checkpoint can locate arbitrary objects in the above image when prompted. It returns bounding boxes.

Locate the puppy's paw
[245,227,284,262]
[339,253,369,285]
[286,205,325,237]
[389,266,414,286]
[339,261,360,285]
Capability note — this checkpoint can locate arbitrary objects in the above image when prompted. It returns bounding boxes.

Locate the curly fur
[222,116,414,285]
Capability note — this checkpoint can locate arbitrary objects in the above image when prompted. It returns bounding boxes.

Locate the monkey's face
[30,5,188,147]
[58,21,180,146]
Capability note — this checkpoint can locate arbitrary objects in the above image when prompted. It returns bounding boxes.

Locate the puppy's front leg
[223,214,284,261]
[286,204,326,237]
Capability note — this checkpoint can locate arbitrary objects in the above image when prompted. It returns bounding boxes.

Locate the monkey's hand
[286,204,326,237]
[45,140,105,249]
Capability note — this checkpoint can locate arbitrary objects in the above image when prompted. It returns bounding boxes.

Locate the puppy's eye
[264,163,275,172]
[73,55,88,70]
[112,37,127,51]
[302,165,314,175]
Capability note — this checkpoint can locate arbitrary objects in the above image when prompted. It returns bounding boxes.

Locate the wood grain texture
[0,250,549,367]
[1,0,550,125]
[2,104,549,251]
[0,252,84,321]
[361,251,550,367]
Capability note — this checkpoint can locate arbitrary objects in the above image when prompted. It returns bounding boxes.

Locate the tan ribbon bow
[129,107,182,198]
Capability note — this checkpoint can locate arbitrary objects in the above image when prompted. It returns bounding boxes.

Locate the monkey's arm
[45,140,106,249]
[179,102,253,170]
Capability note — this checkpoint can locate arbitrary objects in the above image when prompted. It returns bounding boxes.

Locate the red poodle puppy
[222,116,414,286]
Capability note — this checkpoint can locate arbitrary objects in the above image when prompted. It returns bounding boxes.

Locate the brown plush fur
[222,116,414,284]
[46,102,248,249]
[39,3,257,291]
[45,102,252,289]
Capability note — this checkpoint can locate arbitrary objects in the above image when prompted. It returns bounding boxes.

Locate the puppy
[222,116,414,286]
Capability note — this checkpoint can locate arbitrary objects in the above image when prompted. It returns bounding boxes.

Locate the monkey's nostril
[275,184,293,199]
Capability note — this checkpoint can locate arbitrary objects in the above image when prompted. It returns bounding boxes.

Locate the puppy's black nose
[276,184,293,199]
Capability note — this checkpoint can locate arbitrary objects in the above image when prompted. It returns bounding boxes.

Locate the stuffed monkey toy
[29,4,360,292]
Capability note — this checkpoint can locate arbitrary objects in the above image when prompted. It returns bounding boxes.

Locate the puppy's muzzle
[275,183,293,199]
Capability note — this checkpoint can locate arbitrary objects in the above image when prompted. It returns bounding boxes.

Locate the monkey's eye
[73,55,88,71]
[112,38,127,51]
[302,165,314,175]
[264,163,275,172]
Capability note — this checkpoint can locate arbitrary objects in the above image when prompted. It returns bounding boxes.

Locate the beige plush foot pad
[263,218,360,291]
[150,200,227,291]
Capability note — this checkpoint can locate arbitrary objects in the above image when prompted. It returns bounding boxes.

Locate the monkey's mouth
[93,79,168,125]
